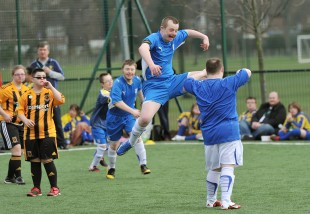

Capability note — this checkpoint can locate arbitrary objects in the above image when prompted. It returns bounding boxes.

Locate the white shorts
[204,140,243,171]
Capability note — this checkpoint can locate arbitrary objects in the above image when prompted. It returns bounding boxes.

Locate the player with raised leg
[117,16,209,155]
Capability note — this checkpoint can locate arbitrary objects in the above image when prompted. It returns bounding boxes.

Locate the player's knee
[98,144,107,150]
[42,158,53,164]
[108,140,119,150]
[138,117,151,127]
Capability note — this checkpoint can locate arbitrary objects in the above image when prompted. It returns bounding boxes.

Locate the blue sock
[280,129,301,140]
[185,134,196,140]
[177,125,187,135]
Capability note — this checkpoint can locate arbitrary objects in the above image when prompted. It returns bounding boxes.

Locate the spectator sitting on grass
[243,91,286,140]
[61,104,93,147]
[172,102,203,141]
[271,102,310,141]
[239,96,257,139]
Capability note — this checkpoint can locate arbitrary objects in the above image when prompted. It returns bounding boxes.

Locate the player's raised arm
[138,43,162,76]
[236,68,252,77]
[185,29,209,51]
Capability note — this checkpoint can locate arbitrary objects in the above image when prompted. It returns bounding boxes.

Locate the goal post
[297,35,310,63]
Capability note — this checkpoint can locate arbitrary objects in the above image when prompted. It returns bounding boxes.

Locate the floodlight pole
[80,0,126,109]
[220,0,228,76]
[15,0,22,64]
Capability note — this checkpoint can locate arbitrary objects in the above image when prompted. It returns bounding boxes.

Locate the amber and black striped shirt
[17,88,65,140]
[0,82,29,124]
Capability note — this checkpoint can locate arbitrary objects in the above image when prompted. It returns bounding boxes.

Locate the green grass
[0,142,309,214]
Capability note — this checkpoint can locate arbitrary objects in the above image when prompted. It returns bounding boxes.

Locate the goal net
[297,35,310,63]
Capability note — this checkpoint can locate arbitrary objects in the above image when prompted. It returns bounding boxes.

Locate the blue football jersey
[141,30,188,80]
[108,75,142,116]
[90,89,110,129]
[184,69,250,145]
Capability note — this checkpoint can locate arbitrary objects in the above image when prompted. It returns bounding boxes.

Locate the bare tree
[236,0,289,102]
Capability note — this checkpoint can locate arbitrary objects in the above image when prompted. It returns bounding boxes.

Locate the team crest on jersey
[12,137,18,143]
[27,151,33,157]
[44,93,50,102]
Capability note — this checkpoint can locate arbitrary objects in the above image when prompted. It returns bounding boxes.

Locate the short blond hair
[161,16,179,28]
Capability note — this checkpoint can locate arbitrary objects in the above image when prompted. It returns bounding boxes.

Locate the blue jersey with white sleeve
[141,30,188,81]
[90,89,110,130]
[108,75,142,116]
[184,69,250,145]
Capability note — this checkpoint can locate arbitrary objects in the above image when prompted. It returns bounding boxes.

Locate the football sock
[220,167,235,206]
[43,161,58,188]
[279,129,301,140]
[206,170,221,203]
[90,146,106,168]
[8,155,21,178]
[31,162,42,188]
[177,125,187,136]
[129,120,146,146]
[108,149,117,168]
[134,140,147,165]
[185,134,197,140]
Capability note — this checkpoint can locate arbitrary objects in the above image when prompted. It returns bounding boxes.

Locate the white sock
[129,119,146,146]
[108,149,117,169]
[220,167,235,207]
[90,146,106,168]
[206,170,221,203]
[134,139,147,165]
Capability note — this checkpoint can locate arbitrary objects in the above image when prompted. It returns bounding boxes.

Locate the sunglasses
[33,76,47,79]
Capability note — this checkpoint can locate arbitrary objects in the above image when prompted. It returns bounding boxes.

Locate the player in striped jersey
[17,68,65,197]
[0,65,29,185]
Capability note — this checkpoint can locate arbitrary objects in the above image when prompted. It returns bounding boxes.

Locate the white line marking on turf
[1,141,309,156]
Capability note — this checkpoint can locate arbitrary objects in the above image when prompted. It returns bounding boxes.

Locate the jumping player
[117,16,209,155]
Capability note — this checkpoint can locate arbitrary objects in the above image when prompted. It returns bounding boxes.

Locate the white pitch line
[0,141,309,156]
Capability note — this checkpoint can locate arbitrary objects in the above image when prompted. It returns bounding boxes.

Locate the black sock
[8,155,21,178]
[31,162,42,189]
[43,161,57,188]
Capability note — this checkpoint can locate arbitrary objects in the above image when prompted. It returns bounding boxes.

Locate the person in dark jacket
[242,91,286,140]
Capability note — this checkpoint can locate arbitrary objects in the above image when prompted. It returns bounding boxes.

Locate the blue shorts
[91,127,107,145]
[106,114,136,141]
[143,73,188,105]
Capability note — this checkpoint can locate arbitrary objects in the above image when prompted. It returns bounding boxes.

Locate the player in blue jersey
[29,41,67,150]
[117,16,210,155]
[106,59,150,179]
[184,58,251,210]
[88,73,113,172]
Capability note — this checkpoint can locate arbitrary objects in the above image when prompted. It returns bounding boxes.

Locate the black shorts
[0,121,24,150]
[24,137,59,161]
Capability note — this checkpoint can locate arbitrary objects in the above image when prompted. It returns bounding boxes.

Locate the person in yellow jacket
[61,104,92,147]
[172,102,203,141]
[271,102,310,141]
